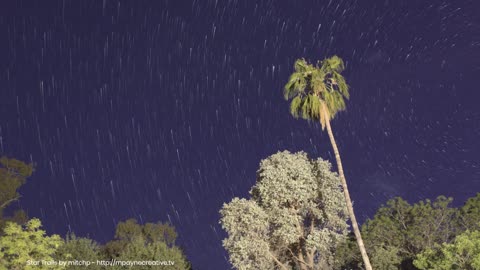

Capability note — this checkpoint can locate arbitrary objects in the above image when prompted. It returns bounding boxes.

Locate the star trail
[0,0,479,269]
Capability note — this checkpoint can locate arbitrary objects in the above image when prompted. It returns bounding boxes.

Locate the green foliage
[283,56,349,129]
[0,156,193,269]
[220,198,273,270]
[103,219,190,270]
[54,233,102,270]
[0,157,33,231]
[407,196,458,251]
[0,157,33,209]
[0,218,64,270]
[0,210,28,233]
[370,246,402,270]
[321,55,345,73]
[414,230,480,270]
[459,193,480,231]
[220,151,348,270]
[334,232,362,269]
[337,195,462,269]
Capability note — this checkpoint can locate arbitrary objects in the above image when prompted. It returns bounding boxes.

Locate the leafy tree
[283,56,372,269]
[0,218,64,270]
[220,151,348,270]
[370,246,403,270]
[0,157,33,230]
[414,230,480,270]
[459,193,480,232]
[407,196,458,251]
[54,233,102,270]
[334,232,363,269]
[103,219,190,270]
[337,196,461,269]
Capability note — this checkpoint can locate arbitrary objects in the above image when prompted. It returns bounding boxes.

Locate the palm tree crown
[284,55,349,129]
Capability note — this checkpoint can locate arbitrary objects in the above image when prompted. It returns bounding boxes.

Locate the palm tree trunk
[324,116,373,270]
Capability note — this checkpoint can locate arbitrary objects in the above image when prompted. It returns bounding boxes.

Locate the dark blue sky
[0,0,479,269]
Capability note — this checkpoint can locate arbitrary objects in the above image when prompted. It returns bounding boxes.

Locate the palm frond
[283,72,301,100]
[333,72,350,99]
[294,77,307,93]
[311,69,326,95]
[289,96,302,118]
[324,55,345,72]
[294,58,308,72]
[301,95,310,119]
[310,95,321,119]
[323,91,346,119]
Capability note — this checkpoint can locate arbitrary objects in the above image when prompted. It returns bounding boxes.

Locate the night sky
[1,0,479,269]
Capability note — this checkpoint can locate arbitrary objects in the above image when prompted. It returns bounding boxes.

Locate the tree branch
[0,196,21,209]
[267,250,289,270]
[291,208,305,237]
[286,247,309,268]
[307,218,316,266]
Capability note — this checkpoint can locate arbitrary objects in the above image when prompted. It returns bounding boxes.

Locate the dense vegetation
[336,194,480,270]
[220,151,348,269]
[1,152,479,270]
[220,152,480,270]
[0,157,191,270]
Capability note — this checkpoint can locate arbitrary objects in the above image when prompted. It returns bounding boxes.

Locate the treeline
[219,151,480,270]
[1,154,479,270]
[337,193,480,269]
[0,157,192,270]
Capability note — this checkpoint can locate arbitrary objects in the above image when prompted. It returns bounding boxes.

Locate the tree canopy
[102,218,191,270]
[336,194,480,270]
[414,230,480,270]
[284,56,349,130]
[0,218,64,270]
[459,193,480,232]
[0,157,33,230]
[220,151,348,270]
[0,156,191,270]
[53,234,102,270]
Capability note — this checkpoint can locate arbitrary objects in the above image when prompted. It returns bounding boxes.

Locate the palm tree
[283,56,373,270]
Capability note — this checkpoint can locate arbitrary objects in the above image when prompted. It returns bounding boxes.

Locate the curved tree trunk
[323,110,373,270]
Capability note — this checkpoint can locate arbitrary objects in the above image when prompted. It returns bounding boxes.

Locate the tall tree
[220,151,348,270]
[283,56,372,269]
